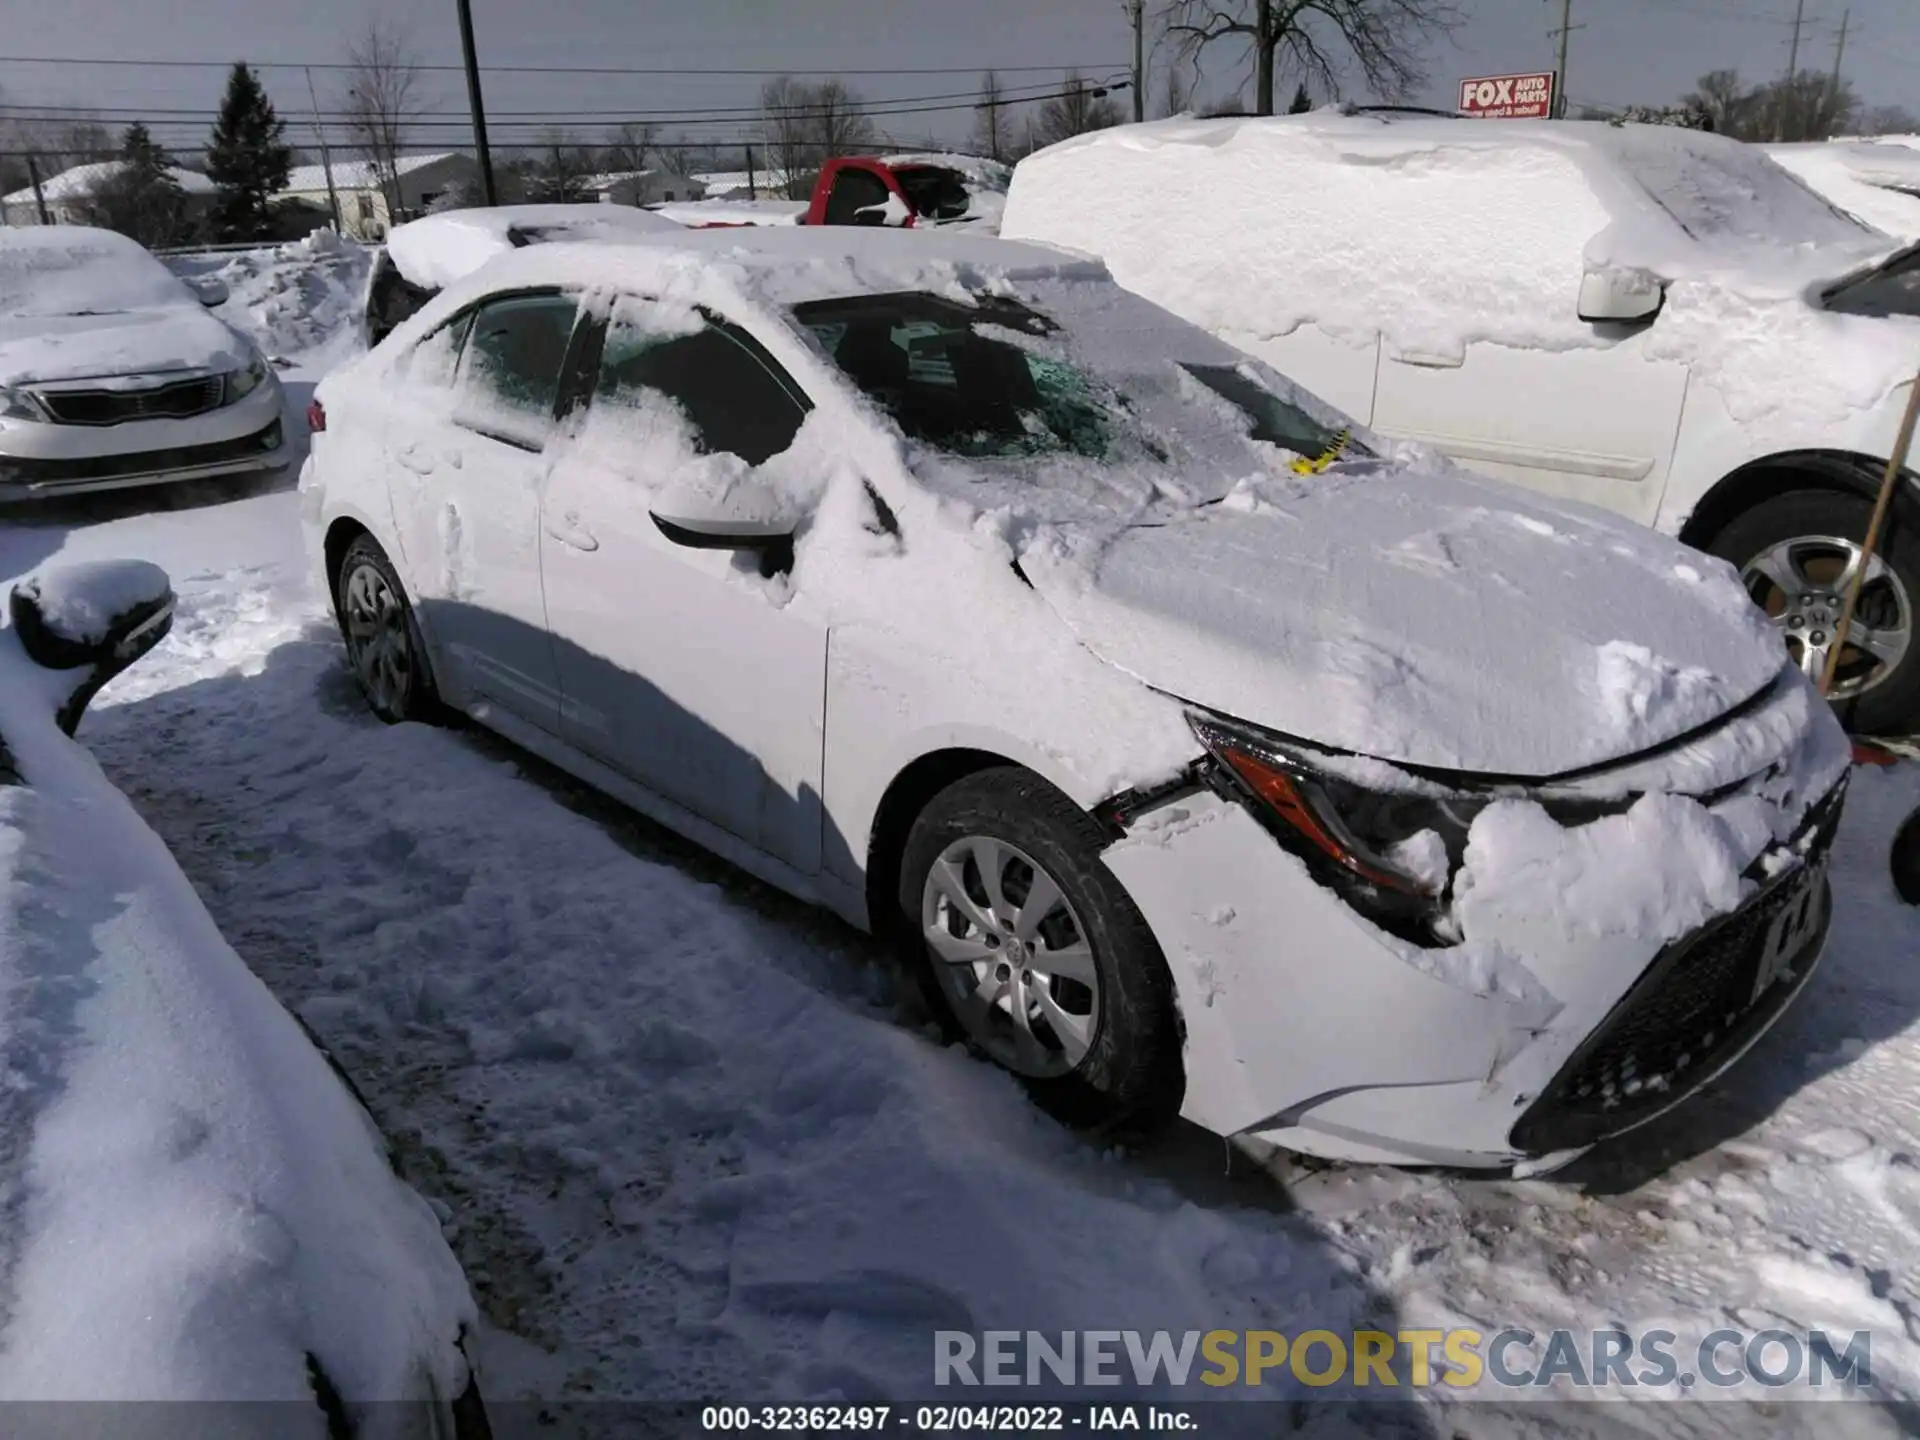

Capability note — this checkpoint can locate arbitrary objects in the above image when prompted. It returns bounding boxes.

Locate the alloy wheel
[1740,534,1913,700]
[342,562,416,716]
[920,835,1100,1079]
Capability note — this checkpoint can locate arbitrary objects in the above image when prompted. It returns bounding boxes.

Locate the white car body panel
[301,229,1851,1170]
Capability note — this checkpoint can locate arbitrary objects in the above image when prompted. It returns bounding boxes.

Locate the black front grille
[36,374,226,426]
[0,419,282,490]
[1510,781,1846,1156]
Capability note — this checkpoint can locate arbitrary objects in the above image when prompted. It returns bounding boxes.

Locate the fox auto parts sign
[1459,71,1555,119]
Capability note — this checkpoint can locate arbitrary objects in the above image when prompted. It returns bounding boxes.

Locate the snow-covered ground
[2,241,1917,1428]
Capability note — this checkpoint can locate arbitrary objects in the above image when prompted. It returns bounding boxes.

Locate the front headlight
[224,353,269,404]
[0,386,47,423]
[1188,712,1488,944]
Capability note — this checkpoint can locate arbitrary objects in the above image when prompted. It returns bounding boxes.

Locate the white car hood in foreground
[0,306,246,388]
[1020,460,1787,778]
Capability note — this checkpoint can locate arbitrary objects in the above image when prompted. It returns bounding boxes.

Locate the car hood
[1016,460,1788,778]
[0,306,246,388]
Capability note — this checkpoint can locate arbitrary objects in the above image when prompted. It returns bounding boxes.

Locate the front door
[540,295,828,873]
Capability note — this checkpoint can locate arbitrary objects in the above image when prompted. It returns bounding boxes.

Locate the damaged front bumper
[1099,676,1851,1173]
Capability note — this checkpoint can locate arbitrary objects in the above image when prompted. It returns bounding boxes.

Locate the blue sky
[1,0,1912,161]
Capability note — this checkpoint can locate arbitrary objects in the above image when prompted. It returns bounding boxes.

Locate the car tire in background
[897,767,1184,1136]
[335,534,443,726]
[1710,487,1920,736]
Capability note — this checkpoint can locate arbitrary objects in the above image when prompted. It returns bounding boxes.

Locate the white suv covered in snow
[302,228,1851,1173]
[1002,114,1920,733]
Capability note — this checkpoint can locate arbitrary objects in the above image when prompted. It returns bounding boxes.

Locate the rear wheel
[335,534,440,725]
[897,768,1183,1134]
[1710,488,1920,735]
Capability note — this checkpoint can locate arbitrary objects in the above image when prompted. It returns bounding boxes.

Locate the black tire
[1708,487,1920,736]
[897,767,1184,1136]
[334,534,442,725]
[1893,806,1920,906]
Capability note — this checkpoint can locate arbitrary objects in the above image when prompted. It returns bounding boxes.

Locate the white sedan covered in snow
[0,226,287,502]
[302,228,1851,1172]
[0,562,486,1424]
[1002,114,1920,733]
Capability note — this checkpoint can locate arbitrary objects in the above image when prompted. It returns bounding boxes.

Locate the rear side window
[593,299,809,465]
[457,292,580,426]
[403,308,474,388]
[824,168,893,225]
[366,250,438,347]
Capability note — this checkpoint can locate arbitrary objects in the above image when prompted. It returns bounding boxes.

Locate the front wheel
[334,534,441,725]
[897,768,1184,1134]
[1710,488,1920,735]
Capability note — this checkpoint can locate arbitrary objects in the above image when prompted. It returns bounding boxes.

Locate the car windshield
[894,167,972,221]
[1604,129,1873,247]
[0,234,189,317]
[1822,243,1920,316]
[793,292,1116,460]
[1178,362,1369,464]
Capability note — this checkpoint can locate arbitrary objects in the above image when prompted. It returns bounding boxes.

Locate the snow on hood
[0,621,477,1401]
[1018,456,1786,778]
[1002,114,1920,433]
[384,202,685,290]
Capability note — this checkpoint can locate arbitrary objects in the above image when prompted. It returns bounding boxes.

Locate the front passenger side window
[593,301,809,466]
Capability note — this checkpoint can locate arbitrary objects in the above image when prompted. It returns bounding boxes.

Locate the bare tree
[1160,53,1196,117]
[1166,0,1463,116]
[759,76,876,199]
[529,128,596,201]
[1034,73,1124,149]
[341,18,424,222]
[1684,69,1761,139]
[971,71,1013,162]
[1860,104,1920,137]
[1680,67,1856,143]
[601,120,656,174]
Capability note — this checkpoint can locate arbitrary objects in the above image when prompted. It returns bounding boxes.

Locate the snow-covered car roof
[415,225,1103,314]
[0,225,194,319]
[0,563,480,1409]
[383,202,686,290]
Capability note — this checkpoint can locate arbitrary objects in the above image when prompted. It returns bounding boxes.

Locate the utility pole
[1776,0,1808,141]
[454,0,499,206]
[746,143,757,200]
[303,67,342,232]
[1826,10,1850,131]
[26,154,50,225]
[1125,0,1146,123]
[1548,0,1584,119]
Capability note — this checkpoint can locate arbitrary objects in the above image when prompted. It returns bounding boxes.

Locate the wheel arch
[1676,449,1914,550]
[322,515,372,616]
[862,746,1028,943]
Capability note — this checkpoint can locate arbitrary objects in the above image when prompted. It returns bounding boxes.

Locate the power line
[0,55,1126,77]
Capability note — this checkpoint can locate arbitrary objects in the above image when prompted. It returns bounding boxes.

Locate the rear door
[386,289,585,730]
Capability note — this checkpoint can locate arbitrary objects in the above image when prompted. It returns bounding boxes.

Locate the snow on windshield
[0,228,190,317]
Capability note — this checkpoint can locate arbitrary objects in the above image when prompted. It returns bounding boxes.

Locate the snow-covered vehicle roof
[1002,112,1920,435]
[342,226,1809,777]
[1764,139,1920,242]
[383,202,686,291]
[0,225,253,388]
[0,561,483,1415]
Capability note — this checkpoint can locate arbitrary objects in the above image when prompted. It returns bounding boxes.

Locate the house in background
[583,169,708,206]
[693,168,798,199]
[2,160,216,229]
[276,152,478,240]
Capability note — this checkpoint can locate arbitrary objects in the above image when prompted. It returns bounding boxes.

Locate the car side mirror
[10,560,175,736]
[649,476,801,573]
[1577,266,1664,324]
[186,275,230,308]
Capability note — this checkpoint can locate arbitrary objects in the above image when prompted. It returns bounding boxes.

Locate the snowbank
[0,618,479,1404]
[1002,114,1920,432]
[165,237,369,370]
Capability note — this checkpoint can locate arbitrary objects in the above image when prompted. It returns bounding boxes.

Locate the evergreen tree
[83,123,189,248]
[206,63,291,241]
[1288,82,1312,114]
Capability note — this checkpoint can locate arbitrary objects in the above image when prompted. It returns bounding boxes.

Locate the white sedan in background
[0,226,286,503]
[302,228,1849,1172]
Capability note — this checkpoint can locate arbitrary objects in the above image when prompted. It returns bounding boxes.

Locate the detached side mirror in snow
[186,275,230,308]
[10,560,175,736]
[1578,266,1665,324]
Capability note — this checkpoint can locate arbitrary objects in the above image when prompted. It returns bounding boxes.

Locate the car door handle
[544,513,599,552]
[1387,349,1465,369]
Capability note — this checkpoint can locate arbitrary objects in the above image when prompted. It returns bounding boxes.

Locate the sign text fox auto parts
[1459,71,1556,119]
